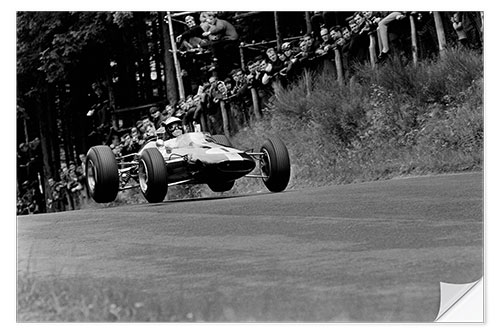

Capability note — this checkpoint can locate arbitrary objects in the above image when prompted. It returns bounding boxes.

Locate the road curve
[17,172,483,321]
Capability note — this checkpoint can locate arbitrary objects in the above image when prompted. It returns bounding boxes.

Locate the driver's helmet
[162,117,184,139]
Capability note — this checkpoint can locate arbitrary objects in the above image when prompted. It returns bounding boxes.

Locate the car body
[85,132,291,203]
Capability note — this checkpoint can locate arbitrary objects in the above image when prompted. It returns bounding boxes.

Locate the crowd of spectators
[45,157,87,213]
[169,11,483,135]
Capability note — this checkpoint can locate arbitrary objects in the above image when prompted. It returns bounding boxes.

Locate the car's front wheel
[86,145,119,203]
[260,136,291,192]
[138,148,168,203]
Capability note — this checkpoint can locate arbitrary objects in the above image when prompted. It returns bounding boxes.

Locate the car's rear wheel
[260,136,291,192]
[139,148,168,203]
[208,180,235,192]
[86,145,119,203]
[212,134,232,147]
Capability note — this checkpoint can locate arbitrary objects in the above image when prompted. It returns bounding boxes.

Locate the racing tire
[212,134,232,147]
[86,145,119,203]
[260,136,291,192]
[208,180,235,192]
[139,148,168,203]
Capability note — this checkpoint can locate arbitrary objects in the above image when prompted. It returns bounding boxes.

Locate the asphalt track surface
[17,172,483,322]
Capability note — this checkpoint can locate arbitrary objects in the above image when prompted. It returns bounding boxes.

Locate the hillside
[229,48,483,192]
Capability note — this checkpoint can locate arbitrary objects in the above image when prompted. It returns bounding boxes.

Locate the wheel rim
[86,159,97,193]
[138,160,149,193]
[260,148,271,181]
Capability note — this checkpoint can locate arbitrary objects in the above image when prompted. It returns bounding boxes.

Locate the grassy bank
[231,48,483,190]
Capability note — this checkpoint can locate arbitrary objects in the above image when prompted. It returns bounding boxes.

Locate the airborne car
[85,132,291,203]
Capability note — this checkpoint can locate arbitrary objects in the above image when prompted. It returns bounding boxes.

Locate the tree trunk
[35,83,57,212]
[45,83,61,177]
[160,11,178,105]
[305,12,312,34]
[274,12,283,50]
[140,24,153,102]
[153,13,166,99]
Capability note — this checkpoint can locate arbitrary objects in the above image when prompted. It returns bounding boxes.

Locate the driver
[162,117,185,140]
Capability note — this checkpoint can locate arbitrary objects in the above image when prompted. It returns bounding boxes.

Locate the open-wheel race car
[85,132,291,203]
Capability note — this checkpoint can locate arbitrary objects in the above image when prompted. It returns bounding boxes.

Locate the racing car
[85,132,291,203]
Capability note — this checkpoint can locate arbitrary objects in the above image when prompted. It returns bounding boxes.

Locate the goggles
[168,123,182,131]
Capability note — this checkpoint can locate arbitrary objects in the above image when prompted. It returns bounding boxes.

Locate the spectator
[311,11,326,40]
[163,104,175,118]
[130,126,144,147]
[67,161,83,210]
[135,120,145,134]
[451,12,468,48]
[346,15,370,68]
[182,95,199,132]
[199,12,211,33]
[78,153,86,176]
[277,51,287,63]
[149,106,167,130]
[261,47,285,86]
[460,12,482,50]
[86,82,111,145]
[360,11,381,34]
[202,12,240,76]
[302,33,320,54]
[377,11,407,63]
[120,131,141,155]
[78,153,88,204]
[203,12,239,42]
[176,15,208,50]
[329,26,343,45]
[59,162,69,184]
[47,178,67,212]
[17,143,31,185]
[278,42,299,80]
[230,68,251,126]
[281,42,296,60]
[315,27,335,56]
[143,123,157,143]
[140,115,153,134]
[109,134,122,156]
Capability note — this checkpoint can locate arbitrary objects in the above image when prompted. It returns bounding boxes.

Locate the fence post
[200,113,208,133]
[219,101,230,138]
[410,13,418,66]
[250,87,262,120]
[239,42,246,70]
[368,33,377,68]
[433,11,447,56]
[334,48,344,85]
